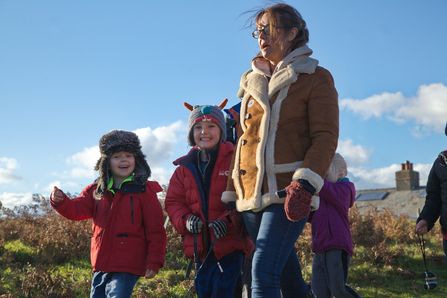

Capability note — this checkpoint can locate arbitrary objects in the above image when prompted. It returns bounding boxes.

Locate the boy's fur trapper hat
[183,99,228,147]
[93,129,151,200]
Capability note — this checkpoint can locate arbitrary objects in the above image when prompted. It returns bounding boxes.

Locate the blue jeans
[90,271,140,298]
[195,250,244,298]
[243,203,310,298]
[444,239,447,264]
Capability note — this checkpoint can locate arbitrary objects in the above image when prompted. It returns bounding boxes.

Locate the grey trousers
[311,249,360,298]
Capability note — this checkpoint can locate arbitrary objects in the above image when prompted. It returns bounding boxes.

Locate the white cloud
[0,157,24,183]
[52,122,185,182]
[337,139,373,167]
[413,163,433,186]
[65,181,79,188]
[43,181,79,193]
[347,162,433,191]
[395,83,447,134]
[44,181,61,193]
[340,83,447,135]
[339,92,405,119]
[333,139,431,190]
[0,192,34,209]
[348,164,402,190]
[135,121,186,167]
[150,166,176,187]
[66,146,99,178]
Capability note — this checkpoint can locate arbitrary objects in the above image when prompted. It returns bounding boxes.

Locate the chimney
[395,161,419,191]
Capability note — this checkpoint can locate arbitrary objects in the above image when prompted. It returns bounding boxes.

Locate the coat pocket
[112,237,147,271]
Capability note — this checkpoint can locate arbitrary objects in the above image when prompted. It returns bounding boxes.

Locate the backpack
[224,69,252,145]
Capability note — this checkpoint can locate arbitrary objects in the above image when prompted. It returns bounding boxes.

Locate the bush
[0,196,445,297]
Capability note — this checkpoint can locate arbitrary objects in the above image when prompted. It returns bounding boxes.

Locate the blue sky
[1,0,446,209]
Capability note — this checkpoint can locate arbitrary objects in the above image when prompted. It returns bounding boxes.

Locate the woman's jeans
[443,239,447,264]
[243,203,310,298]
[90,271,139,298]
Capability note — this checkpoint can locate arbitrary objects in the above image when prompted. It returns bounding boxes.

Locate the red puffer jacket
[165,141,253,261]
[51,181,166,276]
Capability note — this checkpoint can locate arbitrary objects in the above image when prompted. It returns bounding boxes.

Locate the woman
[222,3,339,298]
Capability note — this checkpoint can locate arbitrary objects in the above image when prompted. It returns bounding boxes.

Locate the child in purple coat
[308,153,361,298]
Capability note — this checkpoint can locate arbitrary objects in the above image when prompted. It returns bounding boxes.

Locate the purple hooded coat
[308,178,356,256]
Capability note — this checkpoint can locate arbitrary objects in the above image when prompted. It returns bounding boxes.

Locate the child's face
[109,152,135,181]
[193,121,221,150]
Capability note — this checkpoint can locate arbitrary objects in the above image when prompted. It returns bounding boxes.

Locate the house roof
[354,187,426,220]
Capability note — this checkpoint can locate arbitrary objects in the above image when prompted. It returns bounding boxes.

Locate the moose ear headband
[183,99,229,146]
[183,98,228,112]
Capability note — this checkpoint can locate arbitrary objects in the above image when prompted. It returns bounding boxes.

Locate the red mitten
[284,180,312,222]
[226,202,250,240]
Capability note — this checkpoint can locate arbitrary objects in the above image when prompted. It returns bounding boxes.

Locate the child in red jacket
[50,129,167,298]
[165,99,253,298]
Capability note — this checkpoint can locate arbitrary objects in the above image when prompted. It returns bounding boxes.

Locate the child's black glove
[186,215,203,234]
[208,219,228,239]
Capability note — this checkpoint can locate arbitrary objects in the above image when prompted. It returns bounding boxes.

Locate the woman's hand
[284,180,313,222]
[145,269,156,279]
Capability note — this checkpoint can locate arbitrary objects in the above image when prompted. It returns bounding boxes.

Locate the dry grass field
[0,194,445,297]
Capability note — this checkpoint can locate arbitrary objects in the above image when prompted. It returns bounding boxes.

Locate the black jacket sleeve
[417,152,447,232]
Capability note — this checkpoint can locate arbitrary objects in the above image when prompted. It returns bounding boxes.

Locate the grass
[0,195,446,297]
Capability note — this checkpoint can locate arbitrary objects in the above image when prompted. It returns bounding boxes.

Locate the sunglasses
[252,24,285,39]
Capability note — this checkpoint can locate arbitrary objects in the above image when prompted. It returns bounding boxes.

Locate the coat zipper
[130,196,134,224]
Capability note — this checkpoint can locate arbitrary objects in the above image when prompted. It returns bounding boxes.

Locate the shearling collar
[242,50,319,106]
[252,45,313,77]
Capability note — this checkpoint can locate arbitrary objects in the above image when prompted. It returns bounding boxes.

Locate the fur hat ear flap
[93,155,111,200]
[132,151,151,185]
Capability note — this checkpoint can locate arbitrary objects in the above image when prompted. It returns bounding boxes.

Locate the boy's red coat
[51,181,166,276]
[165,141,253,261]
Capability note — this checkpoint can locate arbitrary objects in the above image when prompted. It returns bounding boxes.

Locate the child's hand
[186,215,203,234]
[208,219,228,239]
[51,186,64,203]
[144,269,156,279]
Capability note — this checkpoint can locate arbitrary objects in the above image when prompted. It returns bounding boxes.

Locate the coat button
[121,242,123,244]
[241,139,247,145]
[245,113,252,119]
[240,169,246,175]
[258,138,261,143]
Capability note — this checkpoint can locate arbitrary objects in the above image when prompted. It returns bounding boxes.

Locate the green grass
[1,238,446,297]
[347,243,447,297]
[4,239,37,263]
[1,198,446,297]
